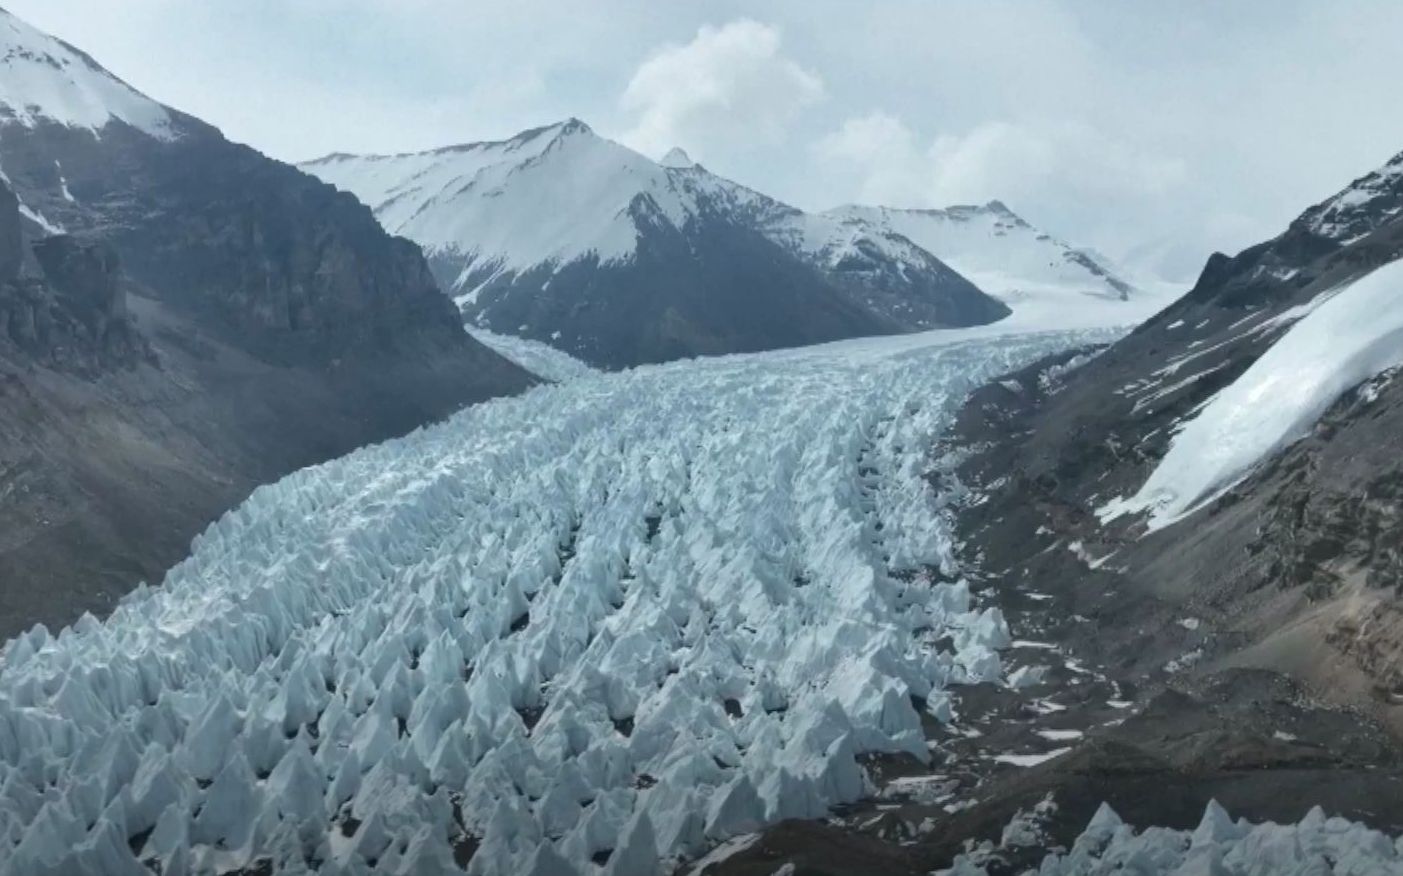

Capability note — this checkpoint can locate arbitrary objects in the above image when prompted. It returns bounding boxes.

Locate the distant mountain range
[303,121,1141,367]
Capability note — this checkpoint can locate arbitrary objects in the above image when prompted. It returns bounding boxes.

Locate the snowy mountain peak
[659,146,695,169]
[516,116,592,145]
[0,7,175,139]
[822,200,1141,326]
[1299,148,1403,246]
[555,115,591,134]
[301,118,704,276]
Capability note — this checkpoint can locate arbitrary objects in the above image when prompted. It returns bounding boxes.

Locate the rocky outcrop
[0,182,20,281]
[0,183,148,372]
[2,118,480,367]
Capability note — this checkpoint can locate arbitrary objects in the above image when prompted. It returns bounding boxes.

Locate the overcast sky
[11,0,1402,282]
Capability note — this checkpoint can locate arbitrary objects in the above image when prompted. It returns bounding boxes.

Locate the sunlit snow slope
[1100,256,1403,530]
[1,327,1107,875]
[0,8,174,137]
[828,202,1157,329]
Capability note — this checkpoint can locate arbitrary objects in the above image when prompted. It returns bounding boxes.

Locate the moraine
[0,327,1112,875]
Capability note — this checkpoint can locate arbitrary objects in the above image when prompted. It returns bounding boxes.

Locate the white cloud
[813,112,924,206]
[620,19,823,161]
[818,112,1186,207]
[926,121,1188,205]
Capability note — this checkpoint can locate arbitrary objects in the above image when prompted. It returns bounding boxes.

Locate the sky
[10,0,1402,283]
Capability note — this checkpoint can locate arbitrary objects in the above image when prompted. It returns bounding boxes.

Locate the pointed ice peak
[659,147,695,169]
[1192,799,1247,847]
[1083,802,1124,841]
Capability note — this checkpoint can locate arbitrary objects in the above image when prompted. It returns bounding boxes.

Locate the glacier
[0,326,1112,874]
[5,319,1402,874]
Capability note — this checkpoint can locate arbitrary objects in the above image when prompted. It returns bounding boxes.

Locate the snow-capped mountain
[0,6,531,635]
[0,9,174,140]
[1298,148,1403,245]
[302,121,1010,368]
[823,201,1141,328]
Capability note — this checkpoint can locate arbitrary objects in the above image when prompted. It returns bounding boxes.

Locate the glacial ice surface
[2,327,1107,875]
[940,800,1403,875]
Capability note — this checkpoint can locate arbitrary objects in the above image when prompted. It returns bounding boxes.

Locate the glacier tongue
[0,327,1110,875]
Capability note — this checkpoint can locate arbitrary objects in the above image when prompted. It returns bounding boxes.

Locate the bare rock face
[0,182,147,373]
[33,233,123,319]
[31,234,147,368]
[0,182,20,283]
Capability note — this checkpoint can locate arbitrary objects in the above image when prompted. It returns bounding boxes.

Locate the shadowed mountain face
[0,10,533,636]
[302,120,1012,368]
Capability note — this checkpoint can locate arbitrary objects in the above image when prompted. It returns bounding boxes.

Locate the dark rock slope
[912,149,1403,860]
[0,17,532,638]
[963,149,1403,721]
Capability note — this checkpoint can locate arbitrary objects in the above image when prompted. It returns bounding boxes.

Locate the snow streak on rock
[0,329,1103,875]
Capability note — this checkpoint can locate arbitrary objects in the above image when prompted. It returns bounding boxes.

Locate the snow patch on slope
[0,326,1107,875]
[1100,257,1403,530]
[0,8,174,139]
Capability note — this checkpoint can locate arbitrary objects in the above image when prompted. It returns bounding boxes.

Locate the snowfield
[1,327,1108,875]
[1100,257,1403,530]
[821,203,1161,330]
